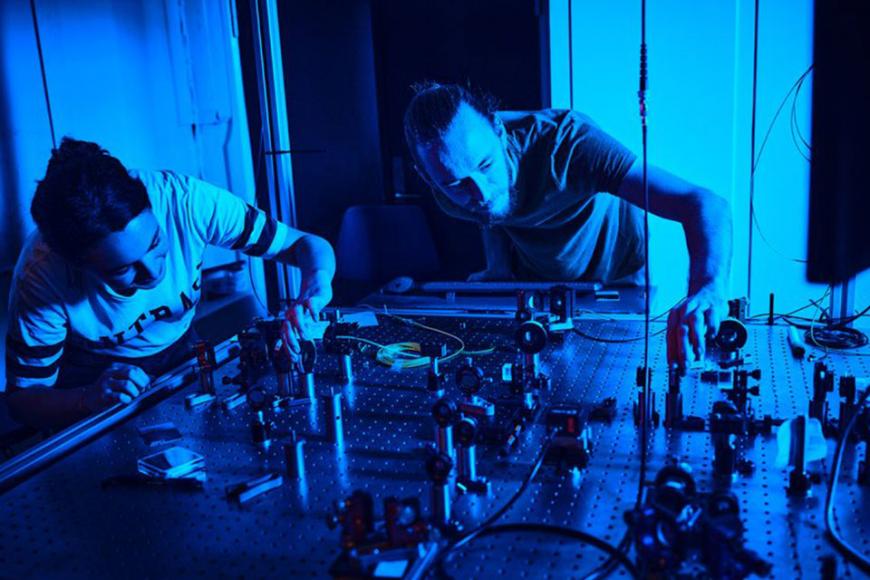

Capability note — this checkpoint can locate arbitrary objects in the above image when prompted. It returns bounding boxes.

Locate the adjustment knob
[432,398,458,427]
[455,417,478,446]
[247,387,268,411]
[456,363,485,396]
[714,319,748,352]
[426,451,453,484]
[515,320,548,354]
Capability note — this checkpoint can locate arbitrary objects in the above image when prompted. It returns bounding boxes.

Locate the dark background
[241,0,550,302]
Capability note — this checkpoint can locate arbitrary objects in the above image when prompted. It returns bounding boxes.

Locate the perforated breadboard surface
[1,315,868,578]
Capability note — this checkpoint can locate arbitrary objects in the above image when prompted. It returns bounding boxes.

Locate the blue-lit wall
[0,0,268,395]
[4,0,867,315]
[0,0,256,274]
[550,0,869,315]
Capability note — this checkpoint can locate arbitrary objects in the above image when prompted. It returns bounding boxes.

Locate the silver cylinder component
[340,354,353,383]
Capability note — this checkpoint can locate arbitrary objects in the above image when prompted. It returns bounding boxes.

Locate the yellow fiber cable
[333,311,495,370]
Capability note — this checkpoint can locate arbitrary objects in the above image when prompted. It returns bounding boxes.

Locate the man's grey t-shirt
[433,109,645,284]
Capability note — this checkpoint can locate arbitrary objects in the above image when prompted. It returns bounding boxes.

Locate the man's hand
[282,268,333,357]
[271,232,335,358]
[615,165,732,369]
[467,268,513,282]
[83,363,151,412]
[666,282,728,371]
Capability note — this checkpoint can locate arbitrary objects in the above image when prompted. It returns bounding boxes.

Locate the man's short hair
[403,81,499,151]
[31,137,151,262]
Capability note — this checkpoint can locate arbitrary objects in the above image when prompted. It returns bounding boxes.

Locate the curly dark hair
[403,81,499,153]
[30,137,150,262]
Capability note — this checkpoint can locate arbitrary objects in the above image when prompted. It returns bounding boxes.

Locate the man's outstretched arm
[273,232,336,312]
[271,232,336,352]
[614,162,733,369]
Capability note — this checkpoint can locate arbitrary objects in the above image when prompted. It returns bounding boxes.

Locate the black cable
[459,523,640,579]
[586,6,656,580]
[747,0,759,301]
[637,0,651,507]
[792,73,812,150]
[573,326,666,344]
[779,303,870,330]
[750,64,814,265]
[830,303,870,326]
[773,300,870,350]
[825,387,870,574]
[29,0,56,149]
[805,327,868,351]
[752,65,813,173]
[571,303,674,345]
[583,531,632,580]
[789,70,812,158]
[635,0,655,542]
[580,4,654,579]
[747,295,819,322]
[427,430,557,577]
[779,314,826,325]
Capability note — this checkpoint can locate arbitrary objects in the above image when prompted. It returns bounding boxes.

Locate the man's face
[79,209,168,296]
[414,102,513,221]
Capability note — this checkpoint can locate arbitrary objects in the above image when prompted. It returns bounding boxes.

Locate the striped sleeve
[175,172,303,260]
[6,265,68,391]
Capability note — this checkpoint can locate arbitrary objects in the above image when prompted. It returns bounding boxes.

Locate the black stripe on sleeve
[5,351,60,380]
[6,334,64,359]
[244,217,278,257]
[230,204,259,250]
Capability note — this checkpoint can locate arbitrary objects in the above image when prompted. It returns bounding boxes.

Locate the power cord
[749,286,870,355]
[774,287,870,352]
[456,524,639,579]
[427,430,557,577]
[583,3,656,578]
[586,4,658,579]
[573,326,666,344]
[805,326,869,351]
[750,64,814,265]
[571,304,674,344]
[747,287,830,324]
[637,0,653,513]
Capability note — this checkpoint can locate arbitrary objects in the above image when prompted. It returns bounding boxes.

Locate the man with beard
[404,82,732,370]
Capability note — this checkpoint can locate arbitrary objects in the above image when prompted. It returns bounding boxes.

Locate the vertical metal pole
[830,278,856,326]
[249,0,299,306]
[29,0,56,149]
[747,0,760,313]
